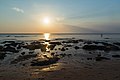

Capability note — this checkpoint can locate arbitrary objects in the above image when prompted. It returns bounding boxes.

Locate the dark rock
[2,41,15,44]
[62,41,70,43]
[55,54,59,57]
[114,42,120,46]
[65,45,72,47]
[101,42,110,46]
[29,51,34,54]
[37,78,45,80]
[93,41,99,44]
[104,38,110,39]
[84,41,93,44]
[58,48,61,50]
[54,48,57,50]
[22,63,26,66]
[72,40,79,43]
[51,52,55,56]
[39,39,47,41]
[106,45,120,51]
[31,41,41,45]
[11,43,18,47]
[95,56,110,61]
[67,54,72,57]
[0,52,6,60]
[66,48,69,50]
[17,45,21,49]
[11,54,37,64]
[61,47,66,51]
[22,44,41,50]
[60,53,66,57]
[83,44,120,51]
[89,52,92,54]
[21,52,25,55]
[49,42,61,45]
[97,54,101,57]
[3,41,22,47]
[16,42,24,47]
[48,44,56,50]
[43,55,49,59]
[41,44,47,52]
[4,44,11,47]
[45,40,50,42]
[87,58,92,60]
[2,46,19,53]
[83,45,105,50]
[62,40,79,44]
[0,46,3,51]
[74,46,79,50]
[101,42,118,50]
[112,55,120,58]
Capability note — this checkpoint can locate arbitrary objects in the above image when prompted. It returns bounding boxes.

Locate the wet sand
[0,38,120,80]
[0,59,120,80]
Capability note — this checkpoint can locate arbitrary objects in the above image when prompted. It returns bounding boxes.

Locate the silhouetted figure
[101,34,103,38]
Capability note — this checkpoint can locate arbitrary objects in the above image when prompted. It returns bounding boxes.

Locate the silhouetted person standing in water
[101,34,103,38]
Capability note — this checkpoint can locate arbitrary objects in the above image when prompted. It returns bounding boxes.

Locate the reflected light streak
[40,63,61,71]
[44,33,50,40]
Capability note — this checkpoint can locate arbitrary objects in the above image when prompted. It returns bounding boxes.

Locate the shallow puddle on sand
[31,63,62,73]
[40,63,61,71]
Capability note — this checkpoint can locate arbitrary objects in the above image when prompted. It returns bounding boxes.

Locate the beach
[0,34,120,80]
[1,0,120,79]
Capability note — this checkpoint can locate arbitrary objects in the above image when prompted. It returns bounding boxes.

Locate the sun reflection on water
[44,33,50,40]
[30,63,62,77]
[44,42,50,52]
[40,63,61,71]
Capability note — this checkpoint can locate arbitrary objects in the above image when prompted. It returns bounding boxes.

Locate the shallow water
[0,33,120,41]
[0,33,120,80]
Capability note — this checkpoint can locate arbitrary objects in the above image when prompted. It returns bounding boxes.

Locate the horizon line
[0,32,120,35]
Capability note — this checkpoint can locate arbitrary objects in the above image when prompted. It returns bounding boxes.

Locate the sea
[0,33,120,41]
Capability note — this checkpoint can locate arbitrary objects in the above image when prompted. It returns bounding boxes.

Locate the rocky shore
[0,38,120,80]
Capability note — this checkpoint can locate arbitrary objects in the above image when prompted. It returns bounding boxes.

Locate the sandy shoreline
[0,59,120,80]
[0,38,120,80]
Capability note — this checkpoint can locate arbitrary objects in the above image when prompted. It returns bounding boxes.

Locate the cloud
[12,7,24,13]
[55,17,65,22]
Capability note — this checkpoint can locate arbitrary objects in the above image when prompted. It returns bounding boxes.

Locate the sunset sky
[0,0,120,33]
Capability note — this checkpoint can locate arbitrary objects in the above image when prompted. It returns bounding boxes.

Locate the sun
[43,17,50,24]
